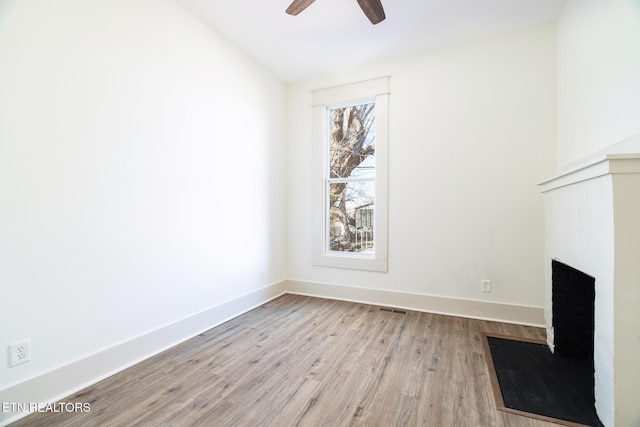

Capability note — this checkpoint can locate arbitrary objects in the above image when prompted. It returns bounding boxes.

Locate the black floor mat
[486,335,603,427]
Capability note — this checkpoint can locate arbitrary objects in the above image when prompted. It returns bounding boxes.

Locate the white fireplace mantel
[539,154,640,427]
[539,153,640,193]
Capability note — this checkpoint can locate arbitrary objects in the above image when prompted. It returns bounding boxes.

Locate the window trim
[311,77,389,272]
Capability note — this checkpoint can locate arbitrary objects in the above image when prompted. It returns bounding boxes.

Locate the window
[327,101,376,253]
[312,77,389,271]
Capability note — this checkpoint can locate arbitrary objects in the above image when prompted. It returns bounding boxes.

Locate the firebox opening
[551,260,595,360]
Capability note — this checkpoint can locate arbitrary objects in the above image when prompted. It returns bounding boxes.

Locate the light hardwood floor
[11,294,559,427]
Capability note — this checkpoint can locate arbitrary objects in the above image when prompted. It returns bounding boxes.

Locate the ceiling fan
[286,0,386,25]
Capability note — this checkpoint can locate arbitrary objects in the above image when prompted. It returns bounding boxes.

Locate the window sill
[313,251,387,272]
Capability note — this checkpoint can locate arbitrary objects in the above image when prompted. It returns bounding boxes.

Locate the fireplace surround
[539,154,640,427]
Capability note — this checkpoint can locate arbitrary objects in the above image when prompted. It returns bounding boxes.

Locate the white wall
[286,25,556,317]
[0,0,286,413]
[556,0,640,170]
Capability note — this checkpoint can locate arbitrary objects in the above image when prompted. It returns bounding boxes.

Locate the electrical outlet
[481,280,491,293]
[9,339,31,367]
[259,270,266,281]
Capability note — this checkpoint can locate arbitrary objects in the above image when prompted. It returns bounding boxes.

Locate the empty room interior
[1,0,639,426]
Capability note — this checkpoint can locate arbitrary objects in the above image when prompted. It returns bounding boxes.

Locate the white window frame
[311,77,389,272]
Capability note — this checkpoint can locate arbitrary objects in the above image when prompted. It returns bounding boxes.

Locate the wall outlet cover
[9,339,31,367]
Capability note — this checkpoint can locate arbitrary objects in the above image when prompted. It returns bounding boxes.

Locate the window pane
[328,181,374,253]
[329,102,375,180]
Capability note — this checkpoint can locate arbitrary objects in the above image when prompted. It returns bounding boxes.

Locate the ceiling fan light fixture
[356,0,386,24]
[285,0,316,16]
[285,0,386,24]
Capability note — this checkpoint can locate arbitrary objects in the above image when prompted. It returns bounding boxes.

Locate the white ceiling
[177,0,567,83]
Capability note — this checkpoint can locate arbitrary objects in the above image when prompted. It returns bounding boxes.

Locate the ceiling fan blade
[286,0,316,16]
[356,0,386,24]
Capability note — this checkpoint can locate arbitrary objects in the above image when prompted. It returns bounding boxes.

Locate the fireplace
[551,260,595,360]
[540,153,640,427]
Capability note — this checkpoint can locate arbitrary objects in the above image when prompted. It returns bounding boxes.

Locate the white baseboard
[0,281,287,427]
[285,279,545,327]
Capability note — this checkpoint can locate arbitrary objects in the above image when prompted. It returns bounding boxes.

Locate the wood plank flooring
[11,294,559,427]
